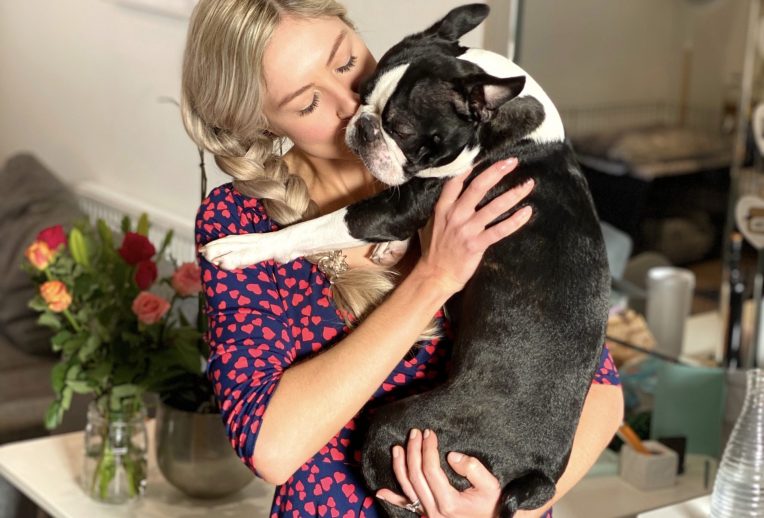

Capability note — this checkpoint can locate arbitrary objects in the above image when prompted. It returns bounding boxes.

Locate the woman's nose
[337,89,360,120]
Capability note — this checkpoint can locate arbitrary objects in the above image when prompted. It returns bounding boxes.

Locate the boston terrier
[201,5,610,516]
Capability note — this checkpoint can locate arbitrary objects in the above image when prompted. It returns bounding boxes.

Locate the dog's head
[345,4,529,185]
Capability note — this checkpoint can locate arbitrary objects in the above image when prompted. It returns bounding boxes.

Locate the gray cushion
[0,153,87,357]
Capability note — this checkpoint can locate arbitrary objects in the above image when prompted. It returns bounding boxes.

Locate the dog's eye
[391,125,415,141]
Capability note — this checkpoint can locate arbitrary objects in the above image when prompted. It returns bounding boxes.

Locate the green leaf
[157,229,174,260]
[62,335,87,356]
[78,335,101,362]
[136,213,150,237]
[44,400,62,430]
[51,362,68,394]
[61,386,73,410]
[66,380,92,394]
[28,296,48,312]
[121,215,132,235]
[69,228,90,268]
[51,330,73,352]
[96,219,114,250]
[37,312,62,330]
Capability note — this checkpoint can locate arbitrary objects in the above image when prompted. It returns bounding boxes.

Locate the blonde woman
[183,1,623,517]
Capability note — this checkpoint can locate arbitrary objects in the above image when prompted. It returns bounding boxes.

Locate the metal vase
[155,399,254,498]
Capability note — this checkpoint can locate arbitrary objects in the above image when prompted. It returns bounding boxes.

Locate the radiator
[72,181,197,265]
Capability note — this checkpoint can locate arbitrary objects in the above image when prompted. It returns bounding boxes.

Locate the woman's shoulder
[195,182,274,245]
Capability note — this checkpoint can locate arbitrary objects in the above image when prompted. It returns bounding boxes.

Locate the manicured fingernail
[376,493,386,502]
[410,428,418,439]
[423,429,431,439]
[393,446,400,458]
[500,157,518,170]
[524,178,535,189]
[450,452,463,463]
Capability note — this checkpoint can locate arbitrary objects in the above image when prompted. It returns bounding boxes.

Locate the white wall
[518,0,745,112]
[0,0,747,233]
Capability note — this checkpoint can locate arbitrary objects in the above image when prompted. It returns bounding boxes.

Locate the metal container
[155,399,254,498]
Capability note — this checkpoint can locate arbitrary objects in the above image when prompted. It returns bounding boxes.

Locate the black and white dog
[202,5,610,516]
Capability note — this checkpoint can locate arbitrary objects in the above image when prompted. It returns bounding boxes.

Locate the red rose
[36,225,67,251]
[118,232,156,265]
[131,291,170,325]
[171,262,202,296]
[134,260,158,290]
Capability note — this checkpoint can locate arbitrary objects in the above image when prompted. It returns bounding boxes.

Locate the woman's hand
[376,428,501,518]
[416,157,534,295]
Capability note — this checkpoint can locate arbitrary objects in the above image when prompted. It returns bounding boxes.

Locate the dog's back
[361,28,610,518]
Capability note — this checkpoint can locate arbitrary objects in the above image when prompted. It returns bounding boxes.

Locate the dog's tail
[498,470,556,518]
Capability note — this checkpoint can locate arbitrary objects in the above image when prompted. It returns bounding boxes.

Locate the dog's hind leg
[498,470,556,518]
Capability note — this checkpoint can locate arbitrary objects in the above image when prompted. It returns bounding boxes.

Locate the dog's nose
[356,115,378,144]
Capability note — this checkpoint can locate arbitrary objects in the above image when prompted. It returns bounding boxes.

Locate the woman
[182,1,623,517]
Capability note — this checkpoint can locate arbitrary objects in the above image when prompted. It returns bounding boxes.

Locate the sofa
[0,153,91,518]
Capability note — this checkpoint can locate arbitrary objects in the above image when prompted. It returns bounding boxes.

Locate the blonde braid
[182,0,440,340]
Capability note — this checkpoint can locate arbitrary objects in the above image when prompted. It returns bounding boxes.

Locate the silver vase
[155,399,254,498]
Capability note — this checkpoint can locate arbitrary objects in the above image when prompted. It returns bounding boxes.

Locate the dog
[201,5,610,516]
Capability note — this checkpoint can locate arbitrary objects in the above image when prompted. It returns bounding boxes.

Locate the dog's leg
[498,471,556,518]
[201,178,443,270]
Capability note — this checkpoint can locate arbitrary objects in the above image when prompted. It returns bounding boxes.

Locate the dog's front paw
[200,233,277,270]
[370,239,410,266]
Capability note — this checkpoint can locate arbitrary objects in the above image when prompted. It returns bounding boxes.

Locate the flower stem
[63,309,81,333]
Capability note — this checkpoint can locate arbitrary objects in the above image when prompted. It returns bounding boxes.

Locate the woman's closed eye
[298,55,358,117]
[336,55,357,74]
[299,93,320,117]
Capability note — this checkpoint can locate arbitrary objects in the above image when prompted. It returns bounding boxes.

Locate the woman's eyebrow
[277,29,348,108]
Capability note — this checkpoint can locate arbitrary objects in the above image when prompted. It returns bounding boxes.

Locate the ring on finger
[404,498,424,515]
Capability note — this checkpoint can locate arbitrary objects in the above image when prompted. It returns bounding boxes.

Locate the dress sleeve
[591,344,620,385]
[195,186,297,479]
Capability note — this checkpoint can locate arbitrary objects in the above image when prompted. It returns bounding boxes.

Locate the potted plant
[23,215,210,503]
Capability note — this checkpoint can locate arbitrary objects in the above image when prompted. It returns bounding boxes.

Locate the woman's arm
[254,159,532,485]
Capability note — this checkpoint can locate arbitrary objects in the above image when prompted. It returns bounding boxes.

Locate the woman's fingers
[406,429,439,514]
[472,178,534,229]
[434,169,472,218]
[421,430,459,514]
[446,451,502,494]
[448,158,518,224]
[389,444,419,505]
[476,205,533,250]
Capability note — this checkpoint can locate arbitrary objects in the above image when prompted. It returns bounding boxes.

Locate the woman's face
[262,15,377,161]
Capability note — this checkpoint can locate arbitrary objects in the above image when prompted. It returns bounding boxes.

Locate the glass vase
[710,368,764,516]
[81,398,148,504]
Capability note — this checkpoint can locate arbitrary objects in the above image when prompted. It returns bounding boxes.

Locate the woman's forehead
[262,15,349,95]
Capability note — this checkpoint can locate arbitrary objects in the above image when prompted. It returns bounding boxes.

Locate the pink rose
[26,241,54,270]
[171,262,202,296]
[40,281,72,313]
[131,291,170,325]
[36,225,67,251]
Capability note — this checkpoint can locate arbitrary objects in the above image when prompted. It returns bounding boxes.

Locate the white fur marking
[416,146,481,179]
[458,48,565,145]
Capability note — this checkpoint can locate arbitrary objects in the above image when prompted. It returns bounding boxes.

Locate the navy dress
[195,182,621,518]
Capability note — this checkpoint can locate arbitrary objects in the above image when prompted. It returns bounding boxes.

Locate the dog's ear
[453,74,526,123]
[424,4,490,42]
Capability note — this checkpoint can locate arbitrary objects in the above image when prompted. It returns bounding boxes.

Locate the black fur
[344,5,610,517]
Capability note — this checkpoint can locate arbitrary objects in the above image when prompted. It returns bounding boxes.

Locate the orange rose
[171,262,202,296]
[131,291,170,325]
[26,241,54,270]
[40,281,72,313]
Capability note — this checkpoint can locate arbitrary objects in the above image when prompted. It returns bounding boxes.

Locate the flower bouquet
[23,215,212,503]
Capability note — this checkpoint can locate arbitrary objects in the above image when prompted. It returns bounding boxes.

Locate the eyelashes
[299,93,320,117]
[298,55,358,117]
[336,55,357,74]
